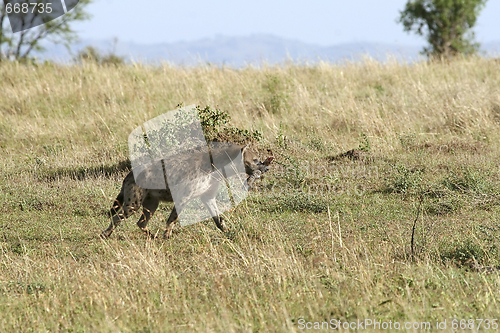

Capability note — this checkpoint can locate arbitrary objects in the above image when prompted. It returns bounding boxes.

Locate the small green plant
[197,105,261,143]
[440,240,486,266]
[197,105,231,138]
[385,164,423,194]
[398,133,417,150]
[277,153,306,187]
[374,84,385,93]
[358,133,371,152]
[442,168,491,195]
[263,74,289,114]
[26,283,46,295]
[276,121,287,149]
[42,144,64,156]
[223,126,262,143]
[136,107,201,158]
[424,200,456,215]
[18,197,44,211]
[307,130,326,152]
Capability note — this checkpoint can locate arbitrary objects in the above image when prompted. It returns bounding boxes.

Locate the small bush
[197,105,261,143]
[440,240,486,266]
[384,164,423,194]
[424,200,457,215]
[263,74,289,114]
[398,133,417,150]
[307,136,326,152]
[358,132,371,152]
[276,122,288,149]
[442,168,492,195]
[275,153,306,187]
[75,46,125,66]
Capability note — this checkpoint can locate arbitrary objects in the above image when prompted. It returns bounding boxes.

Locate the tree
[399,0,487,59]
[0,0,91,62]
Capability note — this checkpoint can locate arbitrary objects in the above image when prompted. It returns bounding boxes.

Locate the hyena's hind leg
[163,203,186,239]
[101,189,142,239]
[101,205,137,239]
[136,196,159,238]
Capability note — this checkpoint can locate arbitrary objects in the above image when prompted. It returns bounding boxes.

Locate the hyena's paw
[216,216,228,232]
[140,228,158,240]
[219,224,228,233]
[100,229,113,239]
[163,227,174,240]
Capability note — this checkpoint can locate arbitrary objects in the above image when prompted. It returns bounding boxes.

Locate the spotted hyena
[101,142,273,239]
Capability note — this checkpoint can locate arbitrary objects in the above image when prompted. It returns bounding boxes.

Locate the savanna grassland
[1,57,500,332]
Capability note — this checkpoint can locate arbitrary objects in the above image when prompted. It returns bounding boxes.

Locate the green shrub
[75,46,125,66]
[358,132,371,152]
[263,74,289,114]
[424,200,457,215]
[197,105,261,143]
[442,168,492,194]
[440,240,486,266]
[398,133,417,150]
[384,164,423,194]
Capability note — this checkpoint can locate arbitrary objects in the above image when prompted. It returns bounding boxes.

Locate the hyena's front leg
[201,197,227,232]
[137,197,159,238]
[163,204,184,239]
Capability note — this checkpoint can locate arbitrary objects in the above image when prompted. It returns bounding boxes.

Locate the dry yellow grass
[1,57,500,332]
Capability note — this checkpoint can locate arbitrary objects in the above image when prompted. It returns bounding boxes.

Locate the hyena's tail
[108,191,124,217]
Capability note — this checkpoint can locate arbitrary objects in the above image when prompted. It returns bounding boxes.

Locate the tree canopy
[399,0,487,58]
[0,0,91,62]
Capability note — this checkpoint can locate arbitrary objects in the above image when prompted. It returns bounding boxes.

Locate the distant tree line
[0,0,490,63]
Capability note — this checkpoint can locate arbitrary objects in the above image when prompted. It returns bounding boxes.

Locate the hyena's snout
[247,155,274,187]
[257,156,274,174]
[256,165,269,176]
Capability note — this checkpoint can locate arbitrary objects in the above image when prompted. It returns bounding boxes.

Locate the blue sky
[72,0,500,46]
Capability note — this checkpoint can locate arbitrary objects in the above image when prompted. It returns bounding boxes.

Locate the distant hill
[38,34,500,66]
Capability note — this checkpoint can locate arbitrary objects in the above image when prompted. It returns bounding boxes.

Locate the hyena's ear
[240,144,250,155]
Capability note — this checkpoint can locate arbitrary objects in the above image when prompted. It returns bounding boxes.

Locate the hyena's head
[242,146,274,188]
[208,142,273,187]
